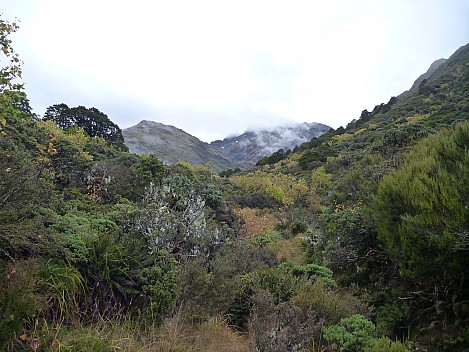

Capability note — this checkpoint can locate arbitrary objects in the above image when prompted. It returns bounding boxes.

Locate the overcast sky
[3,0,469,142]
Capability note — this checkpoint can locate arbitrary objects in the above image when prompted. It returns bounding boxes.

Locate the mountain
[210,122,331,169]
[124,121,331,171]
[122,120,232,172]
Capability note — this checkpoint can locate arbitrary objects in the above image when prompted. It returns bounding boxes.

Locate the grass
[17,311,249,351]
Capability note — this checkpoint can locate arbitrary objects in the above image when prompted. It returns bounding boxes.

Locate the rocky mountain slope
[123,120,232,172]
[210,122,331,169]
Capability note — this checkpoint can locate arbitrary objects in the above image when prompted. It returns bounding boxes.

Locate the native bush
[323,314,376,351]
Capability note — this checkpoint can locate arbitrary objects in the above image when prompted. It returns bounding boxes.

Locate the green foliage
[51,326,115,352]
[1,17,468,351]
[256,148,292,166]
[249,267,299,303]
[231,170,310,207]
[311,165,332,194]
[135,153,165,185]
[279,261,337,287]
[365,337,409,352]
[291,281,365,324]
[290,219,308,236]
[0,17,27,130]
[376,302,411,337]
[219,167,241,177]
[176,243,277,322]
[138,251,178,319]
[374,122,469,347]
[38,259,86,323]
[323,314,376,351]
[375,123,469,276]
[43,103,128,151]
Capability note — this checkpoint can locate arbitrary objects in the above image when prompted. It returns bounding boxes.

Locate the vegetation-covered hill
[1,16,468,352]
[225,41,469,351]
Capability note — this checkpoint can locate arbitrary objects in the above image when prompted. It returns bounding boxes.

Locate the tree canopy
[43,103,128,151]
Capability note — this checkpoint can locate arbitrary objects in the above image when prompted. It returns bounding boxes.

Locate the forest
[1,17,468,351]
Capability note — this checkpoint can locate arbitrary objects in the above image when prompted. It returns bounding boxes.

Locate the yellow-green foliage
[231,171,309,206]
[311,166,332,193]
[36,120,94,164]
[268,235,306,264]
[354,128,368,135]
[360,153,384,166]
[291,281,366,324]
[330,133,354,145]
[406,113,429,124]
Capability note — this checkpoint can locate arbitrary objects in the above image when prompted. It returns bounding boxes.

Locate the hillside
[228,42,469,350]
[123,120,232,172]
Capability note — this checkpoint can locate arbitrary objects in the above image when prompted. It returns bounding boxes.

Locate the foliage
[256,148,292,166]
[43,103,128,151]
[323,314,376,351]
[364,337,409,352]
[375,302,411,338]
[290,219,308,236]
[374,122,469,341]
[231,170,310,207]
[0,18,27,130]
[311,166,332,194]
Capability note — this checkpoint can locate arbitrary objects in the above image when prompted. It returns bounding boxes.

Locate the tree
[0,17,27,130]
[43,104,128,151]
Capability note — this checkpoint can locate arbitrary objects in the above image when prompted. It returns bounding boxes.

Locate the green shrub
[376,302,410,337]
[290,220,308,236]
[292,281,366,324]
[323,314,375,351]
[279,261,337,287]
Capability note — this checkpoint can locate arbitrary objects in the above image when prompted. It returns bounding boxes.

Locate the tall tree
[43,104,128,151]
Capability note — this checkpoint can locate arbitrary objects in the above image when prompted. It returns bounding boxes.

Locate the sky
[2,0,469,142]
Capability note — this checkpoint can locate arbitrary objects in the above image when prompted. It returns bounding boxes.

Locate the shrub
[291,281,366,324]
[290,220,308,236]
[323,314,375,351]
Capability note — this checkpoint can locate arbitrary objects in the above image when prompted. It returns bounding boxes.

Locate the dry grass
[137,313,249,352]
[268,234,307,264]
[23,311,249,352]
[234,207,279,238]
